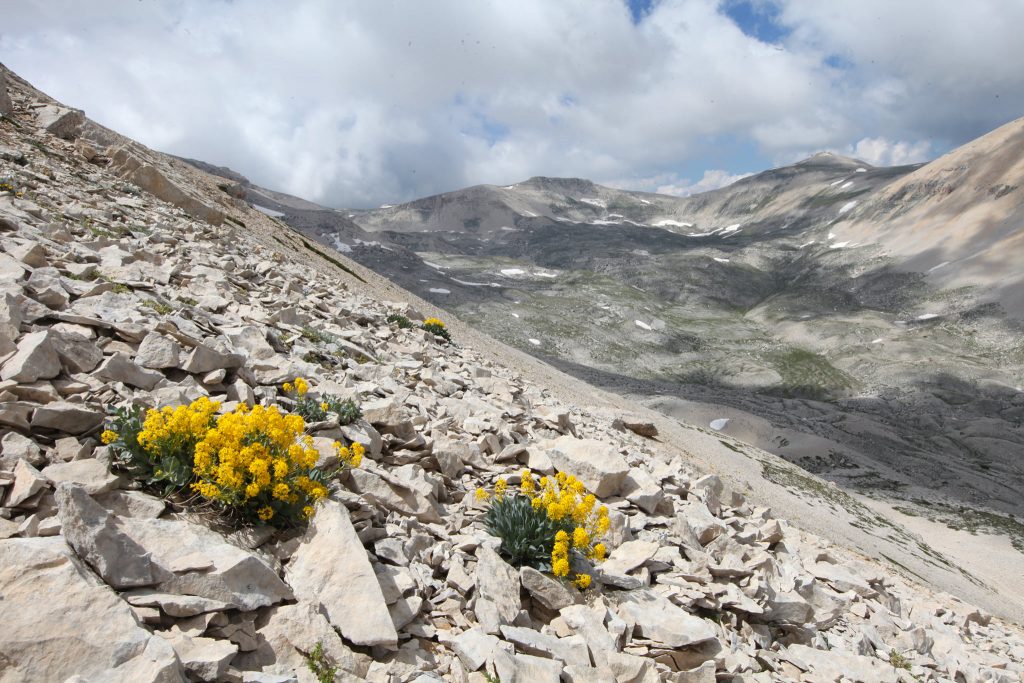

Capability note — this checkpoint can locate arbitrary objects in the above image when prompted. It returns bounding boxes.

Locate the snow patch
[871,338,884,344]
[450,278,490,287]
[917,313,940,320]
[428,288,450,294]
[500,268,527,276]
[828,179,845,187]
[927,261,950,272]
[499,226,518,231]
[252,204,285,218]
[634,320,653,331]
[721,224,741,233]
[714,257,731,263]
[579,197,606,208]
[423,261,445,270]
[855,168,867,173]
[510,312,520,318]
[710,418,730,430]
[379,204,394,209]
[830,241,850,249]
[840,181,853,189]
[838,200,857,214]
[534,271,558,278]
[639,198,651,205]
[653,219,693,228]
[798,240,816,249]
[528,338,541,346]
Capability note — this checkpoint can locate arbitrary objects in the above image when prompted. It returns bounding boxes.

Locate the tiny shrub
[387,312,413,329]
[422,317,452,343]
[304,641,338,683]
[479,470,609,589]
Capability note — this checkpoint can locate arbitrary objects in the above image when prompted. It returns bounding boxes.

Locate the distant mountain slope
[832,116,1024,314]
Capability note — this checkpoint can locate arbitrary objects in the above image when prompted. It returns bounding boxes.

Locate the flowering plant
[478,470,609,589]
[421,317,452,343]
[103,396,363,526]
[283,377,362,425]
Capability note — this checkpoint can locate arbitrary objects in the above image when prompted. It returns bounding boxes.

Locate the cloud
[844,138,931,167]
[642,170,753,197]
[1,1,1020,207]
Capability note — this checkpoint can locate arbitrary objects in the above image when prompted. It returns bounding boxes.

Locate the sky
[3,1,1023,208]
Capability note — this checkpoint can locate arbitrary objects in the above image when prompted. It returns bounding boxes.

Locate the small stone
[135,332,182,369]
[545,435,629,497]
[520,566,577,612]
[95,352,166,390]
[30,401,105,434]
[1,330,61,382]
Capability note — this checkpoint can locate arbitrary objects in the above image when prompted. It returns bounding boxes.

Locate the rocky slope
[2,64,1024,683]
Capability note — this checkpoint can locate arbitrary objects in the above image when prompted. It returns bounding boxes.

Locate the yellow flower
[320,402,329,411]
[572,527,589,549]
[475,487,490,501]
[257,506,274,521]
[574,573,592,589]
[294,377,308,395]
[552,557,570,577]
[283,382,293,393]
[272,483,290,500]
[423,317,445,328]
[554,530,569,544]
[530,497,544,510]
[494,478,508,498]
[303,505,315,518]
[100,430,118,444]
[592,543,607,561]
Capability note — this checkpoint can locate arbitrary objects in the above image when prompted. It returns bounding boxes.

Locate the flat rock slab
[120,516,292,611]
[546,435,629,497]
[284,500,398,648]
[0,537,161,682]
[614,589,717,649]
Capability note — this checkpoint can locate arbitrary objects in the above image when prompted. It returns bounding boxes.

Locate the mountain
[2,62,1024,680]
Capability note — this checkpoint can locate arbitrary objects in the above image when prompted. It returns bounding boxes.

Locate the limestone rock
[57,483,168,589]
[30,400,105,434]
[136,331,182,369]
[0,68,12,116]
[284,500,398,648]
[474,545,521,634]
[4,457,47,507]
[159,631,237,682]
[545,435,629,497]
[95,351,165,389]
[615,590,717,648]
[521,565,578,611]
[180,341,244,374]
[42,458,121,495]
[120,516,293,611]
[0,537,156,681]
[1,330,60,382]
[239,602,363,680]
[36,103,85,139]
[51,329,103,373]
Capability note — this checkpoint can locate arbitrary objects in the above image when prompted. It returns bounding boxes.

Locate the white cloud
[0,1,1020,206]
[654,170,753,197]
[844,138,932,167]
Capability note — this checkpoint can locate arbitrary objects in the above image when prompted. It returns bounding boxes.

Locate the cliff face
[1,64,1023,682]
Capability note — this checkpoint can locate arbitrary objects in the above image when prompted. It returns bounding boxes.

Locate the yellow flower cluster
[484,469,610,589]
[282,377,309,396]
[136,397,221,455]
[422,317,445,328]
[190,403,335,522]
